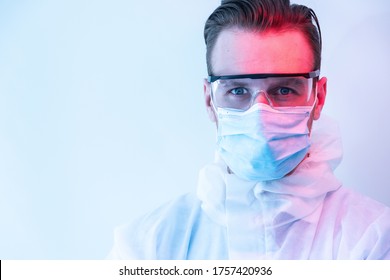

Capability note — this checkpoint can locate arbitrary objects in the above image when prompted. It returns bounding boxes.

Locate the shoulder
[108,193,203,259]
[323,187,390,259]
[325,187,390,223]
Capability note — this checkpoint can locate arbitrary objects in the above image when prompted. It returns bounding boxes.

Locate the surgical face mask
[215,102,314,181]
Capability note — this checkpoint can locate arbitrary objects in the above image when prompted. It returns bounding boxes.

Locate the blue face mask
[216,103,313,181]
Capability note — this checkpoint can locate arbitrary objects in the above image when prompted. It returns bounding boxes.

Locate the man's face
[204,27,327,129]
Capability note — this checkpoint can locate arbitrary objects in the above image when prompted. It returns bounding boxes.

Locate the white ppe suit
[108,116,390,259]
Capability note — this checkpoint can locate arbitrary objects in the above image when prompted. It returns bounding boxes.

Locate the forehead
[211,27,314,75]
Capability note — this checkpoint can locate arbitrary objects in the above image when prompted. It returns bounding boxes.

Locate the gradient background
[0,0,389,259]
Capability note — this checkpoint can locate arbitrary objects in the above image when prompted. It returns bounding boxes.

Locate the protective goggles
[208,70,320,111]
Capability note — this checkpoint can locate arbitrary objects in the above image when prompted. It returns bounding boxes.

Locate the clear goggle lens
[209,72,319,111]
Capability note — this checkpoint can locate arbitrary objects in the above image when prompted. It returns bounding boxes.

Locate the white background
[0,0,389,259]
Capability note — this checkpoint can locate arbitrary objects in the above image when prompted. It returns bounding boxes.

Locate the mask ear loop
[311,77,319,110]
[209,87,232,172]
[209,89,220,120]
[306,79,320,141]
[210,94,217,114]
[208,81,222,121]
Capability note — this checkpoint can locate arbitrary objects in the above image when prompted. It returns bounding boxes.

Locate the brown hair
[204,0,322,75]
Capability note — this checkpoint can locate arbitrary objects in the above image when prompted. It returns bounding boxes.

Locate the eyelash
[228,87,249,95]
[268,87,297,96]
[226,86,297,96]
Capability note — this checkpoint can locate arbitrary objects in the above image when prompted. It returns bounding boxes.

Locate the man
[108,0,390,259]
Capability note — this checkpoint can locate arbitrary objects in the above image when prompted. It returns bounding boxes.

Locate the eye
[229,87,249,96]
[278,87,294,95]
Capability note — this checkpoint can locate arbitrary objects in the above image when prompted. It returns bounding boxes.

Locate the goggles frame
[208,70,320,110]
[208,70,320,83]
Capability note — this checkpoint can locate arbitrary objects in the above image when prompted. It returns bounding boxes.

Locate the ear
[313,77,327,120]
[203,78,217,123]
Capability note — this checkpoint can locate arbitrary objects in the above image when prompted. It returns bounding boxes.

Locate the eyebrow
[217,77,308,88]
[217,79,249,88]
[268,77,307,87]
